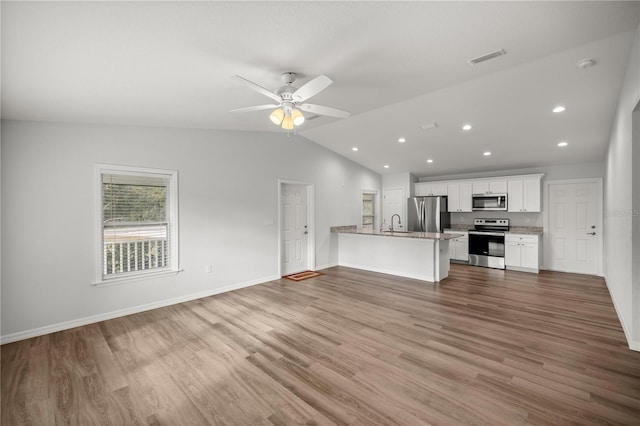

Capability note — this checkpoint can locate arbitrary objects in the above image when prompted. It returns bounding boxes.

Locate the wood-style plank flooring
[2,264,640,425]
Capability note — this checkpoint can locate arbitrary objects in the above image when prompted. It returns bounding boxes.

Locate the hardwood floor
[2,264,640,425]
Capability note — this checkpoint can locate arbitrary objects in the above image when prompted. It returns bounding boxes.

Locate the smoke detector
[577,58,596,69]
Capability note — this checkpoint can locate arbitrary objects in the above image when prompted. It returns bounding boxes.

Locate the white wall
[382,172,416,196]
[604,17,640,351]
[0,120,381,342]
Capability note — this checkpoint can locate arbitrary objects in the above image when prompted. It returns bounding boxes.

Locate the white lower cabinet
[444,230,468,262]
[505,234,539,273]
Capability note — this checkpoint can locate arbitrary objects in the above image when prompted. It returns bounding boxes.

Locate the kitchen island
[331,226,463,283]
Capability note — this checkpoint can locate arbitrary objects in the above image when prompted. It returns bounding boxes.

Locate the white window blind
[97,165,179,283]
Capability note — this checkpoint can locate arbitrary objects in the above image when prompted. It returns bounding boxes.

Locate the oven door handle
[468,231,505,237]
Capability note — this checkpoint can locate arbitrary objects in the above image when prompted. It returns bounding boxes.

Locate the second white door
[282,184,308,275]
[547,181,600,275]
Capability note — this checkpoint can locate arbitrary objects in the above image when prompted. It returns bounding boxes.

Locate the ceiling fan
[230,72,351,130]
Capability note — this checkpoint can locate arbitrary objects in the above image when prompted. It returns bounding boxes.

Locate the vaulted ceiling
[2,1,638,176]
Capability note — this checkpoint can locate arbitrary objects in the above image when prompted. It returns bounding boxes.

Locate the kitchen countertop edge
[331,226,463,240]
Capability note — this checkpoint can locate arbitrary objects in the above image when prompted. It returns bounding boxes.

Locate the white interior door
[547,181,600,275]
[281,183,308,275]
[383,188,405,231]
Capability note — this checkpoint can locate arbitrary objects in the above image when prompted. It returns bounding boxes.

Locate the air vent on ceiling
[420,122,438,130]
[468,49,506,65]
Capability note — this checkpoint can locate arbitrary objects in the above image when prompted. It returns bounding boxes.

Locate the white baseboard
[338,262,436,283]
[315,262,338,270]
[604,276,639,352]
[506,265,539,274]
[0,274,279,345]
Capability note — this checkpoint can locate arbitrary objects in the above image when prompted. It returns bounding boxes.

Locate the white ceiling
[2,1,638,177]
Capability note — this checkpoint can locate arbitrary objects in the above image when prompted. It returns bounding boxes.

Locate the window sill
[91,268,183,287]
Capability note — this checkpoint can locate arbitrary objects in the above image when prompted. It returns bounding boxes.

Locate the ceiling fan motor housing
[277,72,298,101]
[278,88,295,101]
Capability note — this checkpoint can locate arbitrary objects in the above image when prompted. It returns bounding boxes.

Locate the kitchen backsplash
[451,211,543,227]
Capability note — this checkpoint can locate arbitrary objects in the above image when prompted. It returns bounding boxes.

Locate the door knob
[587,232,596,235]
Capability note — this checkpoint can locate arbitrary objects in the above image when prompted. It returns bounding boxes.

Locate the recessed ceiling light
[398,138,406,143]
[462,124,472,131]
[553,106,566,113]
[427,159,434,163]
[384,165,390,169]
[352,147,358,151]
[483,151,491,156]
[557,141,568,147]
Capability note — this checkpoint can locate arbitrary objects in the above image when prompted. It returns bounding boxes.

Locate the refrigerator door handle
[420,200,425,231]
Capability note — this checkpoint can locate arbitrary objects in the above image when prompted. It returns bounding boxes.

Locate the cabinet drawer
[505,234,538,244]
[444,231,468,238]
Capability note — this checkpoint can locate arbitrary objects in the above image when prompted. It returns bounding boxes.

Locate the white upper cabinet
[508,175,542,212]
[414,174,543,213]
[472,180,507,195]
[415,182,448,197]
[447,182,472,212]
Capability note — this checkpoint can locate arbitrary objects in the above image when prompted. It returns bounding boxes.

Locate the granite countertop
[446,224,474,231]
[506,226,543,235]
[331,225,463,240]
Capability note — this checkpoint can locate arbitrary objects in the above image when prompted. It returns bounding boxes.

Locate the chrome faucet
[390,214,401,231]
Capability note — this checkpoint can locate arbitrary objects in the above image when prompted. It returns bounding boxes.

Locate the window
[362,193,375,229]
[96,165,179,284]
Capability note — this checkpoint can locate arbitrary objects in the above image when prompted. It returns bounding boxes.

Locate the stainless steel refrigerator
[407,196,451,233]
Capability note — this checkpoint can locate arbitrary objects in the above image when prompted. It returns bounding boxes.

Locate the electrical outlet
[206,264,212,273]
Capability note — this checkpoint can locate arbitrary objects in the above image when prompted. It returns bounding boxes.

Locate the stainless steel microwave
[472,193,507,211]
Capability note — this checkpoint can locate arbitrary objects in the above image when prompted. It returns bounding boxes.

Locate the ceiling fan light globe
[291,109,305,126]
[281,115,294,130]
[269,108,285,125]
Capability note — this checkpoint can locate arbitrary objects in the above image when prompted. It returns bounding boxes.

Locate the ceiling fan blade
[234,75,282,102]
[299,103,351,118]
[230,104,279,113]
[292,75,333,102]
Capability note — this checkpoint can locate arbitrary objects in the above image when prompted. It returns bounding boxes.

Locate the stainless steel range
[468,218,509,269]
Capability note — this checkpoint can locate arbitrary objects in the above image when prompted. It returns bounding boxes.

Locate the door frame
[278,179,315,277]
[361,189,381,230]
[543,177,603,276]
